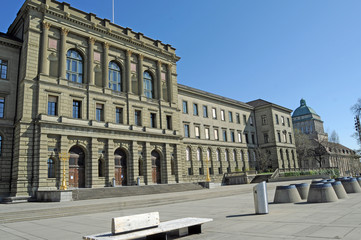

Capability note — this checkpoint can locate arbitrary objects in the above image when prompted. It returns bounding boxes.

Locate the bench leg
[189,224,202,234]
[147,233,167,240]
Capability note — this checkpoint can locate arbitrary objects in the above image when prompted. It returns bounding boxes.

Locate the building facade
[292,99,360,176]
[0,0,298,201]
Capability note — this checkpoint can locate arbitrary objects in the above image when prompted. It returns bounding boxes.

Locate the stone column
[103,42,109,89]
[163,143,171,183]
[167,64,173,103]
[38,133,49,190]
[88,37,95,85]
[138,54,144,96]
[40,21,50,75]
[59,27,69,79]
[157,61,162,100]
[106,139,115,187]
[126,50,132,93]
[174,144,182,183]
[130,141,139,185]
[144,142,152,185]
[89,138,98,188]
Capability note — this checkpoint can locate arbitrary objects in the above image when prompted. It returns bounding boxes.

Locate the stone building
[292,99,360,175]
[0,0,298,201]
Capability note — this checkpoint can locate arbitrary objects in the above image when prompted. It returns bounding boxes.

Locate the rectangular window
[203,105,208,118]
[249,116,254,126]
[116,107,123,124]
[96,103,104,121]
[182,101,188,114]
[221,110,225,121]
[264,133,269,143]
[150,113,156,128]
[222,129,227,142]
[72,100,81,119]
[48,96,58,116]
[262,115,267,125]
[166,115,172,130]
[212,108,217,119]
[281,116,285,126]
[251,134,255,144]
[238,132,242,142]
[184,124,190,138]
[0,97,4,118]
[230,131,235,142]
[205,127,210,140]
[283,132,287,142]
[275,114,279,124]
[245,133,249,144]
[135,110,142,126]
[243,115,247,125]
[214,129,219,140]
[229,112,233,122]
[289,134,293,144]
[0,59,8,79]
[193,103,198,116]
[287,118,290,127]
[236,113,240,124]
[277,132,281,142]
[195,126,200,139]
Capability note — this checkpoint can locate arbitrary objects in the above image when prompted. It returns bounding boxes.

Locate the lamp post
[59,152,69,190]
[205,156,211,182]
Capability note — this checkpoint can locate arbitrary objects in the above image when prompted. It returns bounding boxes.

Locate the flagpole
[112,0,115,23]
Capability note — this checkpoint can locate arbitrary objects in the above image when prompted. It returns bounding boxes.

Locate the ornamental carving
[43,21,51,30]
[126,50,132,57]
[61,27,69,36]
[89,37,96,45]
[104,42,109,49]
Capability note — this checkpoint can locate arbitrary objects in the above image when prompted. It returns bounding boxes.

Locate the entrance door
[151,150,161,184]
[114,149,127,186]
[69,146,85,188]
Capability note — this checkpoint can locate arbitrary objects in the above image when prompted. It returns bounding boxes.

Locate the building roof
[292,99,319,117]
[247,99,293,113]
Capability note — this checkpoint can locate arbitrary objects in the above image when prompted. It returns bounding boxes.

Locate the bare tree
[329,130,340,143]
[351,98,361,117]
[254,148,272,172]
[294,129,313,168]
[308,138,330,168]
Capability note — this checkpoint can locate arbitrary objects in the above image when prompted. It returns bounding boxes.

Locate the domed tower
[292,99,327,141]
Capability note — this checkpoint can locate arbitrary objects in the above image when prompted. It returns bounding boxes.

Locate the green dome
[292,99,319,117]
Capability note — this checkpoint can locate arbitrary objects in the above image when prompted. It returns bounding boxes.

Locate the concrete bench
[83,212,213,240]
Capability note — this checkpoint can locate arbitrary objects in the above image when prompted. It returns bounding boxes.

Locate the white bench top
[83,217,213,240]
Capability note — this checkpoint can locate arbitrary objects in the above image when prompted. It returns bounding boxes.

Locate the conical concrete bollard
[307,183,338,203]
[356,177,361,187]
[274,185,302,204]
[331,181,348,199]
[295,183,309,200]
[341,178,361,193]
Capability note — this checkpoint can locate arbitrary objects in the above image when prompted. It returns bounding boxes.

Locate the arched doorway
[114,148,127,186]
[69,146,85,188]
[151,150,161,184]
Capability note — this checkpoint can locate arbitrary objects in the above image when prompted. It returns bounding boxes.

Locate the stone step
[72,183,204,201]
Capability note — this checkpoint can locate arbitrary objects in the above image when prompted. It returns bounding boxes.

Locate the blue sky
[1,0,360,150]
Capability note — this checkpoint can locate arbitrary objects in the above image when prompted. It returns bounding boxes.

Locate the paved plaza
[1,180,361,240]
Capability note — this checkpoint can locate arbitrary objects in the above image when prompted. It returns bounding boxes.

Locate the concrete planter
[331,181,348,199]
[307,183,338,203]
[36,190,73,202]
[340,178,361,194]
[274,185,302,204]
[294,183,309,200]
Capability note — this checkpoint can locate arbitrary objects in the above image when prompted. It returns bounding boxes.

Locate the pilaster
[59,27,69,80]
[126,50,132,93]
[40,21,50,75]
[138,54,144,97]
[167,64,173,103]
[103,42,109,89]
[157,61,162,100]
[106,139,114,186]
[88,37,95,85]
[144,142,152,185]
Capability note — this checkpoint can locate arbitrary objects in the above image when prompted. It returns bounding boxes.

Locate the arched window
[98,159,104,177]
[216,149,220,161]
[47,158,56,178]
[186,147,191,161]
[109,61,121,91]
[207,148,211,161]
[197,148,201,161]
[143,71,153,98]
[66,50,83,83]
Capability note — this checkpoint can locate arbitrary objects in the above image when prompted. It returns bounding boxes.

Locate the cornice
[178,84,254,111]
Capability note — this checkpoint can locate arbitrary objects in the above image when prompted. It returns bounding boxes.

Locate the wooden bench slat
[111,212,160,235]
